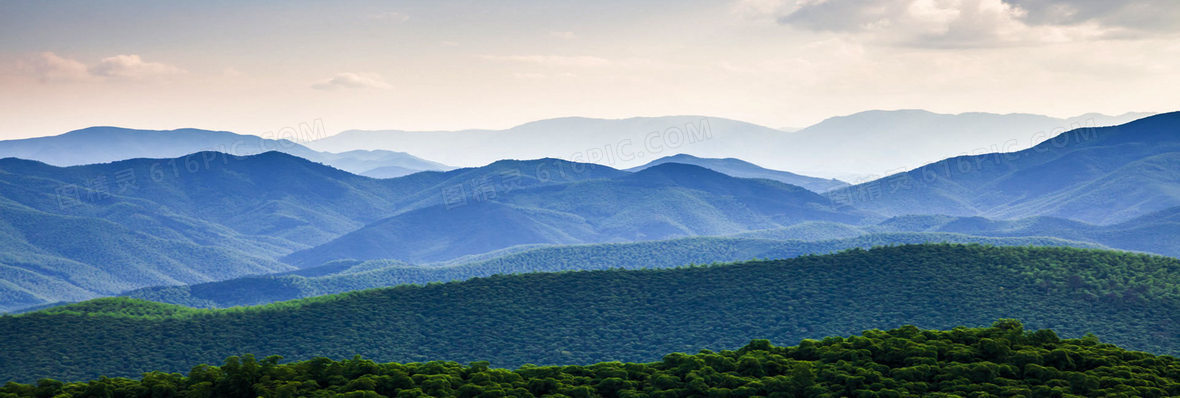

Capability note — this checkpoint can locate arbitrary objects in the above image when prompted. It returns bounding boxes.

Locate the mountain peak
[630,161,724,178]
[60,126,236,137]
[627,154,848,193]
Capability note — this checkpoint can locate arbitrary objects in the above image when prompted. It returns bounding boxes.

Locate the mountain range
[307,110,1152,180]
[126,205,1180,309]
[830,112,1180,224]
[283,161,868,265]
[0,153,862,311]
[0,126,451,178]
[0,111,1176,314]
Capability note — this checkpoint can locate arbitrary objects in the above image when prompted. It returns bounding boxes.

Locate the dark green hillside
[5,245,1180,382]
[829,112,1180,224]
[5,321,1180,397]
[129,233,1101,308]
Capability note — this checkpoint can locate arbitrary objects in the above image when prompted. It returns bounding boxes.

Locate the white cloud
[745,0,1121,47]
[92,54,186,78]
[481,55,612,68]
[26,52,91,82]
[312,73,393,90]
[23,52,184,82]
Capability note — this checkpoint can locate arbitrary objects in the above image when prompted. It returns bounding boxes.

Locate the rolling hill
[126,233,1102,308]
[4,321,1178,397]
[866,209,1180,258]
[4,245,1179,382]
[0,153,877,312]
[627,154,848,192]
[828,112,1180,224]
[282,163,870,266]
[0,150,512,312]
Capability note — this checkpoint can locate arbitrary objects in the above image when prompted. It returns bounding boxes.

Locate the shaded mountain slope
[0,126,450,175]
[627,154,848,192]
[829,112,1180,224]
[283,163,870,266]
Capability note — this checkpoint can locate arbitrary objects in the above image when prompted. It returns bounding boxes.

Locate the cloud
[480,55,612,68]
[550,31,577,39]
[27,52,91,82]
[370,11,410,23]
[23,52,184,82]
[743,0,1154,47]
[91,54,186,78]
[1007,0,1180,33]
[312,73,393,90]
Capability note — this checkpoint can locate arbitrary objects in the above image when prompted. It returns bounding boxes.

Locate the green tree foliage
[4,321,1179,397]
[3,245,1180,382]
[124,233,1102,308]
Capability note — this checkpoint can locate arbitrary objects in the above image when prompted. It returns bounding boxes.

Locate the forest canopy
[4,244,1180,383]
[3,320,1177,397]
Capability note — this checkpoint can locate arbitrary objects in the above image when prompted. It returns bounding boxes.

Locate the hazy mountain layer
[829,112,1180,224]
[0,126,450,176]
[308,111,1152,179]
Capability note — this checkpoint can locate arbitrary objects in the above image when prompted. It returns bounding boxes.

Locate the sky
[1,0,1178,140]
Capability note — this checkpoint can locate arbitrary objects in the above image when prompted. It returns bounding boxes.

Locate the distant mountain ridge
[0,126,451,177]
[829,112,1180,224]
[0,152,864,312]
[0,110,1172,314]
[308,111,1153,179]
[282,162,870,266]
[627,154,848,192]
[788,110,1152,171]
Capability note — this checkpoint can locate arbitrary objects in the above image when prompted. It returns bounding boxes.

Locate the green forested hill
[124,233,1102,308]
[5,321,1179,397]
[3,245,1179,382]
